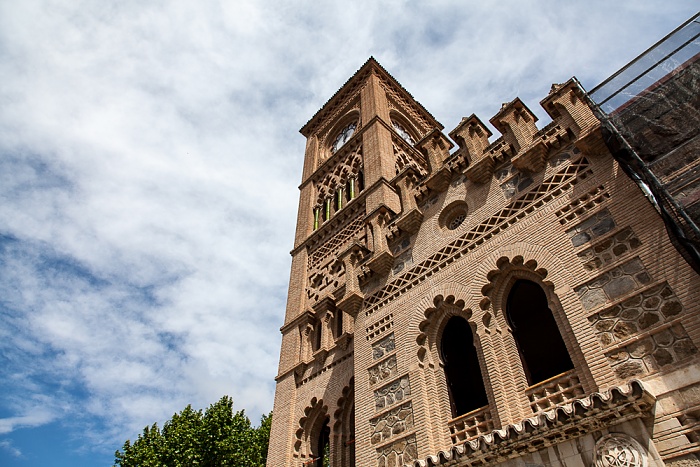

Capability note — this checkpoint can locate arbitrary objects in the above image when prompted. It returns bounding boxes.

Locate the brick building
[266,56,700,467]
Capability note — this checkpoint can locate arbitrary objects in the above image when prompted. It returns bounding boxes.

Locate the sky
[0,1,697,466]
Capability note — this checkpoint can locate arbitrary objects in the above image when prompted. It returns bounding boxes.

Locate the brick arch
[472,244,597,397]
[332,378,355,467]
[471,241,578,300]
[411,281,476,366]
[294,396,329,460]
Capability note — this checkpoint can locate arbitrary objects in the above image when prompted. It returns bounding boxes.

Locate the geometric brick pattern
[368,355,398,386]
[366,313,393,341]
[374,375,411,411]
[588,282,698,378]
[376,434,417,467]
[370,402,414,445]
[575,257,653,310]
[577,226,642,271]
[555,184,610,225]
[364,157,592,316]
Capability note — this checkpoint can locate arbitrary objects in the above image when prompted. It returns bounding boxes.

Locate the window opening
[440,316,488,417]
[315,419,330,467]
[335,311,343,338]
[332,122,357,153]
[313,321,322,352]
[506,280,574,385]
[392,121,415,145]
[448,212,466,230]
[357,171,365,192]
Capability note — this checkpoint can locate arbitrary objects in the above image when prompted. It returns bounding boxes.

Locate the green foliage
[114,396,271,467]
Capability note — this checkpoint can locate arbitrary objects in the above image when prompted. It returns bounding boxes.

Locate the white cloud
[0,0,697,462]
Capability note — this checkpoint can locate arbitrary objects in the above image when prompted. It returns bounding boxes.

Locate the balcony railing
[525,370,584,413]
[448,405,494,445]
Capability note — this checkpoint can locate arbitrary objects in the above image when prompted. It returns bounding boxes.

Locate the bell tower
[268,55,700,467]
[266,58,445,467]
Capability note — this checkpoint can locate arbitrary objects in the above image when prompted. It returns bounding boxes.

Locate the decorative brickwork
[376,434,418,467]
[366,314,393,341]
[566,208,617,247]
[368,355,398,386]
[314,142,363,205]
[588,282,698,378]
[393,137,428,177]
[447,406,494,445]
[577,226,642,271]
[370,402,414,445]
[524,369,584,413]
[575,257,653,310]
[555,184,610,225]
[365,156,591,316]
[374,375,411,411]
[372,333,395,360]
[308,212,366,270]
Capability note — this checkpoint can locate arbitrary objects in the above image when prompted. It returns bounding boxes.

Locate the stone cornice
[410,380,654,467]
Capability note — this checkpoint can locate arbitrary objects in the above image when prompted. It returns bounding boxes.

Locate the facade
[266,58,700,467]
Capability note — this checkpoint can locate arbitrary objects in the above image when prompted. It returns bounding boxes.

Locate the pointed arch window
[440,316,488,417]
[506,280,573,385]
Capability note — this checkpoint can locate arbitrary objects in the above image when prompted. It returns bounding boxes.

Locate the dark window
[440,316,489,417]
[335,311,343,339]
[357,170,365,192]
[506,280,574,385]
[315,419,330,467]
[313,321,322,352]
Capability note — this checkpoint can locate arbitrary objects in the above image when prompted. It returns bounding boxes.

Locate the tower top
[299,57,443,138]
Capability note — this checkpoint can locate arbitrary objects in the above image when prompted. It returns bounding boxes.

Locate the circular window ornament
[594,434,648,467]
[448,212,466,230]
[331,122,357,153]
[439,201,468,231]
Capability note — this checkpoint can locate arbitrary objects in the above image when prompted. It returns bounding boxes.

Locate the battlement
[452,78,601,184]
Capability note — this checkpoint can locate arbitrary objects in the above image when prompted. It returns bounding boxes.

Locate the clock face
[332,122,357,153]
[392,121,415,145]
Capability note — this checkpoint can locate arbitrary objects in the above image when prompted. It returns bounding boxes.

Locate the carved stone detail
[594,433,648,467]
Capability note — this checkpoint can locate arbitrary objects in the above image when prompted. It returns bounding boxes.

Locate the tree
[114,396,271,467]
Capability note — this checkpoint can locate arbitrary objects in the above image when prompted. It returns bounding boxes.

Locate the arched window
[506,280,573,385]
[315,419,330,467]
[440,316,488,417]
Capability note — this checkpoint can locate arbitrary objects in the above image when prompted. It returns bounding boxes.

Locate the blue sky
[0,1,697,465]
